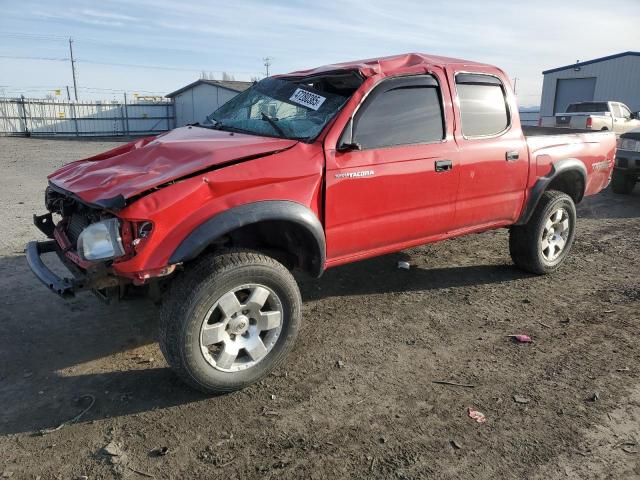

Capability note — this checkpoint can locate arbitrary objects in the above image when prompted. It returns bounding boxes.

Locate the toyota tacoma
[27,53,616,394]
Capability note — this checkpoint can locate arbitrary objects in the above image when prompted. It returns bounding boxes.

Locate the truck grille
[66,212,91,245]
[45,186,103,246]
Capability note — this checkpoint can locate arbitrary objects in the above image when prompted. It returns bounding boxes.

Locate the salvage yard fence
[1,96,541,136]
[0,96,175,137]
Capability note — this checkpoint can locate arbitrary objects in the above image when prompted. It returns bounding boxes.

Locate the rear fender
[515,158,587,225]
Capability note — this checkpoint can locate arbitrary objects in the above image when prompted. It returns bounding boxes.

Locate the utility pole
[68,38,78,101]
[263,56,273,78]
[65,86,71,101]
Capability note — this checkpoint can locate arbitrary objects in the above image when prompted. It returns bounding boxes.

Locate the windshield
[566,102,608,113]
[207,77,352,142]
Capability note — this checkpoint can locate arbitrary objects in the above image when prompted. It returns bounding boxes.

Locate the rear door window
[455,74,509,137]
[351,76,445,149]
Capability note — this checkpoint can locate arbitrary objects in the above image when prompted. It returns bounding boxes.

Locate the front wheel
[509,190,577,275]
[159,250,302,394]
[611,170,636,194]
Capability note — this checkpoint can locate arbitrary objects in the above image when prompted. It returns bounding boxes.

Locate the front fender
[169,200,326,276]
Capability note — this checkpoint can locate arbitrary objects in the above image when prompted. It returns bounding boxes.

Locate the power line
[0,54,261,75]
[0,31,69,41]
[0,84,165,92]
[0,54,68,61]
[78,59,262,75]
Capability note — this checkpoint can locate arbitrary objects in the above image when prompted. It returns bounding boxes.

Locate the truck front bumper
[26,239,122,299]
[615,151,640,176]
[25,240,77,297]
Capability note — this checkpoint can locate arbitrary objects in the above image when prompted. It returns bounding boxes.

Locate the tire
[159,250,302,394]
[509,190,577,275]
[611,170,636,194]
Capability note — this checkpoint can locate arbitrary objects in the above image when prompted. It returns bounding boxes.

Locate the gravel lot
[0,136,639,479]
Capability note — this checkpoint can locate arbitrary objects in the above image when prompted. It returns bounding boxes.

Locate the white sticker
[289,88,326,111]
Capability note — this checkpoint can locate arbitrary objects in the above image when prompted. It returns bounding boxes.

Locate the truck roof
[279,52,495,79]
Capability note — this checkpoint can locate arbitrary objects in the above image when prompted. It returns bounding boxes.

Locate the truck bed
[522,126,592,136]
[522,125,616,198]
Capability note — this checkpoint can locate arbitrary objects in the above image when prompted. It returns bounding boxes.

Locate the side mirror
[337,142,362,153]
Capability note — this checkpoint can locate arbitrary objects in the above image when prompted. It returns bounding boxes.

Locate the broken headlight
[77,218,125,261]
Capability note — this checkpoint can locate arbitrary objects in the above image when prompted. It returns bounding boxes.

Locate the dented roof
[279,52,491,78]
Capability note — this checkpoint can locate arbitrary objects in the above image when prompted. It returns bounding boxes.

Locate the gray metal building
[540,51,640,118]
[166,79,252,127]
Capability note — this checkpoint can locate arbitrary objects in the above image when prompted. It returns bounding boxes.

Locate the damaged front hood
[48,126,298,207]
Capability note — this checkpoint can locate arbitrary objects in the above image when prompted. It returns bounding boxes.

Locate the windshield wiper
[260,112,286,137]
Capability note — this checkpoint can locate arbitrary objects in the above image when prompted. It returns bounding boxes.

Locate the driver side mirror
[337,141,362,153]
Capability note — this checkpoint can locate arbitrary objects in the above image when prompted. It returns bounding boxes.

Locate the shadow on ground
[1,186,636,436]
[0,247,529,435]
[577,186,640,219]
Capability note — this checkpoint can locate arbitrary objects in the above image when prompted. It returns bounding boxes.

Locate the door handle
[435,159,453,172]
[505,151,519,161]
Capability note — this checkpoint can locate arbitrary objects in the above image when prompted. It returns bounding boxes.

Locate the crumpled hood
[48,126,298,207]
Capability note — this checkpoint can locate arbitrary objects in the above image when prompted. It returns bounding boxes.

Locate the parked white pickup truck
[541,101,640,134]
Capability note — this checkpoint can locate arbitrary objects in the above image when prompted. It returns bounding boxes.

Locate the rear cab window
[566,102,609,113]
[347,75,445,149]
[455,73,510,137]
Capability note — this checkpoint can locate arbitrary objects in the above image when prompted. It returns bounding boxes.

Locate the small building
[540,51,640,118]
[166,79,253,127]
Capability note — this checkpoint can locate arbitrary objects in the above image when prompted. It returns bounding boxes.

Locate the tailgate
[555,114,573,126]
[553,114,587,129]
[553,114,586,129]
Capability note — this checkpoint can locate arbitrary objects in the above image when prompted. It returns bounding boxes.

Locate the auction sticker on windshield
[289,88,326,111]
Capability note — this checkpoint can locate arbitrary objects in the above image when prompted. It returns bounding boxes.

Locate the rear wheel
[159,250,301,394]
[611,170,636,194]
[509,190,576,274]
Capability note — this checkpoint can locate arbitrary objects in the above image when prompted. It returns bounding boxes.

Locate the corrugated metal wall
[0,98,175,136]
[518,109,540,126]
[540,55,640,118]
[173,84,239,127]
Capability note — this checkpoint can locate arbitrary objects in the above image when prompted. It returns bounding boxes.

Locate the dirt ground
[0,136,639,480]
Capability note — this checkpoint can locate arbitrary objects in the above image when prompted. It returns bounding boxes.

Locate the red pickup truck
[27,53,616,394]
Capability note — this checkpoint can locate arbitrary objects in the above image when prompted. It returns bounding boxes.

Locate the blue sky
[1,0,638,105]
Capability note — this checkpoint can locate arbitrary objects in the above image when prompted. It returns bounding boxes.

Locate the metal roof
[166,79,253,98]
[542,51,640,75]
